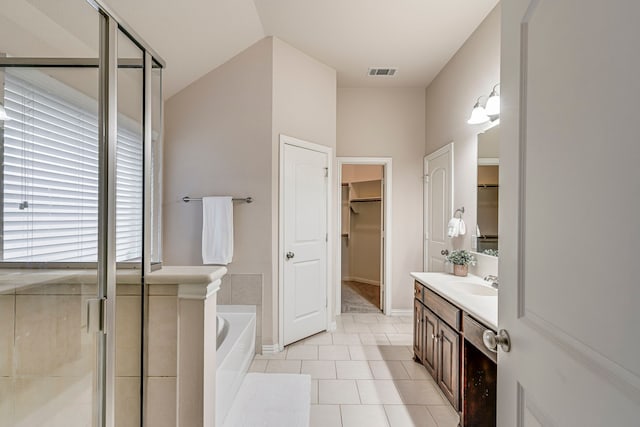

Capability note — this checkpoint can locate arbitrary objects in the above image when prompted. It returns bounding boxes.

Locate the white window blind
[2,70,143,262]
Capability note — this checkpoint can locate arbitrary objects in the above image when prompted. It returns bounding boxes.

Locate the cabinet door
[422,307,438,378]
[413,298,423,360]
[438,321,460,409]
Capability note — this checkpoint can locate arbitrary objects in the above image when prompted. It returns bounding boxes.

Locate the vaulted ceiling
[1,0,499,98]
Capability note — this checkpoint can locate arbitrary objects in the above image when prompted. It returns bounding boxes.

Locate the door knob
[441,249,449,256]
[286,251,295,260]
[483,329,511,353]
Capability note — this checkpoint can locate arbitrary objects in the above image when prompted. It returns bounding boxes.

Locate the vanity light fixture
[467,96,490,125]
[485,84,500,117]
[0,103,9,121]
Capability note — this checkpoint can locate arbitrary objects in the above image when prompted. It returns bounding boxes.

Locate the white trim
[278,134,333,350]
[177,279,221,300]
[389,309,412,317]
[327,321,337,332]
[478,157,500,166]
[336,157,392,316]
[423,143,454,271]
[261,344,285,355]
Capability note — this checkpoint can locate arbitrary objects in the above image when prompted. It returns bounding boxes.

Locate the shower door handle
[86,298,105,333]
[286,251,295,260]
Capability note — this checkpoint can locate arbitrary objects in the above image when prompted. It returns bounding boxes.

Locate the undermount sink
[451,282,497,296]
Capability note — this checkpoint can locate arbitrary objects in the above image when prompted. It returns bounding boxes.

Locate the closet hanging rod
[182,196,253,204]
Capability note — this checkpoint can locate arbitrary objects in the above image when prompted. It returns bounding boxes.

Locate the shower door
[0,1,164,426]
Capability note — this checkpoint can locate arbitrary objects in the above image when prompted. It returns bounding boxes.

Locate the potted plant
[446,250,476,277]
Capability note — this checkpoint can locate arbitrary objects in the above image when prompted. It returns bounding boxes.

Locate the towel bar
[182,196,253,204]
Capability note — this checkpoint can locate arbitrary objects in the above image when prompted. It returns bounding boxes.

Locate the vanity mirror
[475,124,499,257]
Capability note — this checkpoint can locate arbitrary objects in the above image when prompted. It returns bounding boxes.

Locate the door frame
[278,134,333,350]
[336,157,392,315]
[423,143,454,271]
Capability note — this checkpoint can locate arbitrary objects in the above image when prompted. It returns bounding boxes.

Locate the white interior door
[379,174,385,310]
[283,142,328,346]
[499,1,640,425]
[424,144,452,272]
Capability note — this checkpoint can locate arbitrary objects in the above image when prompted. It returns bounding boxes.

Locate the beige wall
[271,37,337,337]
[337,88,425,311]
[347,200,382,284]
[425,4,501,252]
[163,37,273,340]
[341,164,383,184]
[164,37,336,346]
[342,170,384,285]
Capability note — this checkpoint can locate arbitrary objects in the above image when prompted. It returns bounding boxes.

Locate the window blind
[2,70,143,262]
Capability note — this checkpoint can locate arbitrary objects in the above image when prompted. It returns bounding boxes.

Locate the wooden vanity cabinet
[413,298,424,360]
[422,306,438,378]
[413,281,461,409]
[437,320,460,407]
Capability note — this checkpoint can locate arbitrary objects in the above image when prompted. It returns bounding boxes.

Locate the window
[2,69,142,262]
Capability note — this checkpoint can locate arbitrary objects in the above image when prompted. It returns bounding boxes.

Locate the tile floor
[250,313,460,427]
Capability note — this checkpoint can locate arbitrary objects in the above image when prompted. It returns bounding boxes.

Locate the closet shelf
[350,197,381,203]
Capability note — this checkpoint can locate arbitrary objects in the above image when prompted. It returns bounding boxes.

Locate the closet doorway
[336,158,392,315]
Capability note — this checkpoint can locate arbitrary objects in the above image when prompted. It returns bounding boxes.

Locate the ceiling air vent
[368,68,397,77]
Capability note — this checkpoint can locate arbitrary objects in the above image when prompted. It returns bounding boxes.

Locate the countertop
[410,272,498,330]
[0,265,227,294]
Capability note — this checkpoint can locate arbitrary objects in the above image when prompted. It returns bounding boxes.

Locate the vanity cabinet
[437,320,460,407]
[413,281,461,409]
[412,274,498,426]
[422,305,438,377]
[413,298,424,359]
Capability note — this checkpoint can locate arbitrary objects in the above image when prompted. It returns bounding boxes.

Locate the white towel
[447,217,467,238]
[202,196,234,265]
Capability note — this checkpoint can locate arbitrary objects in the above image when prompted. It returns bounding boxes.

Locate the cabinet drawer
[414,281,423,302]
[463,314,497,363]
[423,287,461,331]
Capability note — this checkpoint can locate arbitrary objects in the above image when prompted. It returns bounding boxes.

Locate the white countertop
[410,272,498,330]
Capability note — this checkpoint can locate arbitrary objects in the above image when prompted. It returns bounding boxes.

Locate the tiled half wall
[216,274,263,352]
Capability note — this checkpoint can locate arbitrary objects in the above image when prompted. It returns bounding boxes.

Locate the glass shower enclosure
[0,1,163,426]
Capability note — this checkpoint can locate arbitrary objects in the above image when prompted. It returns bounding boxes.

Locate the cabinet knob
[441,249,449,256]
[286,251,295,260]
[483,329,511,353]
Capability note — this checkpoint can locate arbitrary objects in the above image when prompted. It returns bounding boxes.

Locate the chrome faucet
[484,275,499,289]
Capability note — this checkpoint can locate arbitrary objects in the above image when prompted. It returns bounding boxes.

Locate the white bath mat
[222,373,310,427]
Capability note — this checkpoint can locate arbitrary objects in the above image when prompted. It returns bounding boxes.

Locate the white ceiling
[1,0,499,99]
[105,0,498,98]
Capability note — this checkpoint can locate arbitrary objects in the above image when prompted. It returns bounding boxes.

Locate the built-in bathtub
[215,305,256,427]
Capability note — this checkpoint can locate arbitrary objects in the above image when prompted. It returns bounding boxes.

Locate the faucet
[484,275,499,289]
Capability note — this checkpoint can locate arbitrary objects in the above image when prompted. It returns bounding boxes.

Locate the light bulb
[485,93,500,117]
[467,102,489,125]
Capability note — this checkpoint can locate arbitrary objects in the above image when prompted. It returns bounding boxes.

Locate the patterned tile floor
[250,313,460,427]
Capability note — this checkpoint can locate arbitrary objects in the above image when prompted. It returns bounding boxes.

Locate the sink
[451,282,497,296]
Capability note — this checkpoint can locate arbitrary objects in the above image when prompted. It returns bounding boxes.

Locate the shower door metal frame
[0,2,164,426]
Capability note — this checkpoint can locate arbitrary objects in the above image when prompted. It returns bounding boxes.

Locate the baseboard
[343,276,381,286]
[261,343,284,354]
[327,321,337,332]
[389,309,412,316]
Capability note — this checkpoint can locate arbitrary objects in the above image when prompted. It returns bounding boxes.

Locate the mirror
[475,124,499,257]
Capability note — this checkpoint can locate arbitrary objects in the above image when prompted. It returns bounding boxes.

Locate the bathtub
[215,305,256,427]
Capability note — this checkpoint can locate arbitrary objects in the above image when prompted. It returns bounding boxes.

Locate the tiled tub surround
[250,313,460,427]
[217,274,263,352]
[0,266,225,427]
